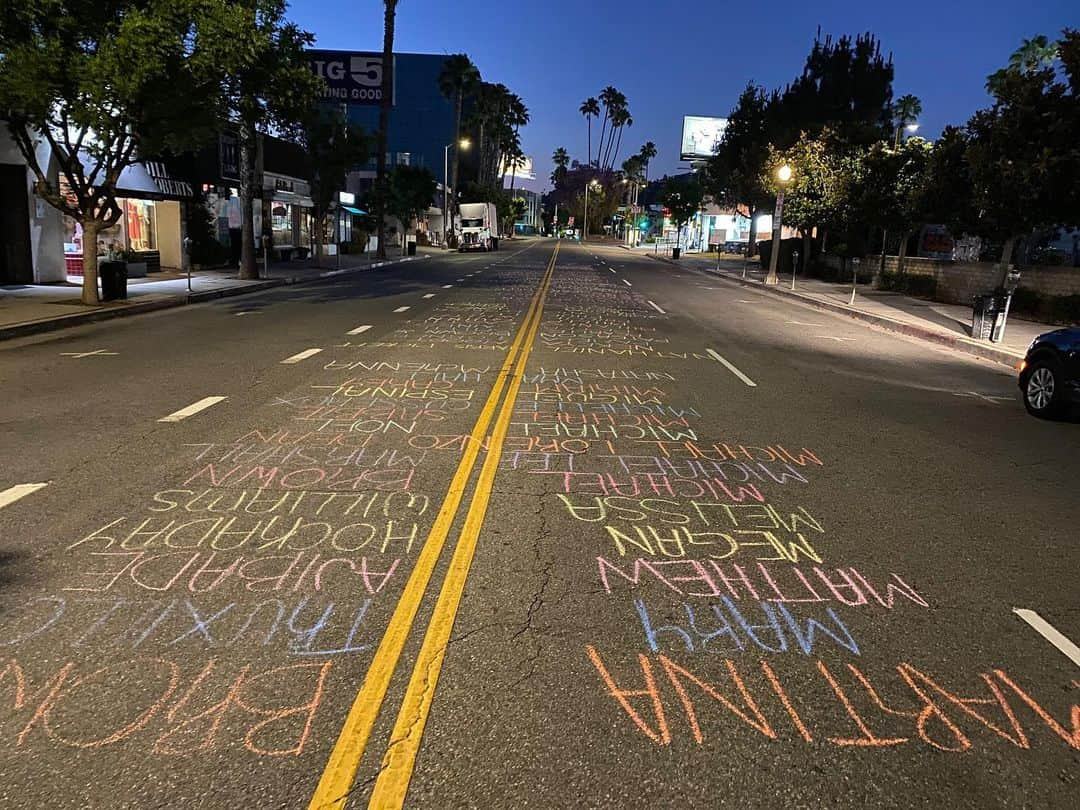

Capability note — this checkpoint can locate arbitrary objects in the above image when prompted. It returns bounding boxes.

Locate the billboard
[308,50,396,105]
[500,154,535,182]
[680,116,728,160]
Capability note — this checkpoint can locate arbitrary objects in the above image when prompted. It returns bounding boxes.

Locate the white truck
[457,202,500,252]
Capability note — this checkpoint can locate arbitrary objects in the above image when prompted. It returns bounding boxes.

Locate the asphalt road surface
[0,239,1077,809]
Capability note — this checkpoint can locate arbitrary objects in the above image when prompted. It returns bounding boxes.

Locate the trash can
[671,247,681,260]
[100,261,128,301]
[407,241,417,256]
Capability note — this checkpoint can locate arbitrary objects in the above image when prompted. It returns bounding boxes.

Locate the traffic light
[638,219,649,230]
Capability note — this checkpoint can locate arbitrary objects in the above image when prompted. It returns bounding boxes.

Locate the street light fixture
[765,164,792,285]
[443,138,471,248]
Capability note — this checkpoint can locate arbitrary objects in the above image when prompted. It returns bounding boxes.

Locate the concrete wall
[0,129,66,283]
[872,255,1080,304]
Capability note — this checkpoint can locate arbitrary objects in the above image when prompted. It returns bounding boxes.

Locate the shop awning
[342,205,367,215]
[114,160,191,200]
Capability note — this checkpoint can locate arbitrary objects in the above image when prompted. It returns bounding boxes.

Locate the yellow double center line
[309,242,559,810]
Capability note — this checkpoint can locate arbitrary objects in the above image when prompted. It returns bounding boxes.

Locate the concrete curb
[647,253,1024,368]
[0,254,429,343]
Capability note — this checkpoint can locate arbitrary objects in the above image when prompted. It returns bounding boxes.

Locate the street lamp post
[443,139,470,248]
[583,179,599,242]
[765,164,792,286]
[894,121,919,148]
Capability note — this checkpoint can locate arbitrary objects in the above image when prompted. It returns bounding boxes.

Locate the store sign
[338,191,355,205]
[219,132,240,182]
[309,49,395,105]
[274,177,295,194]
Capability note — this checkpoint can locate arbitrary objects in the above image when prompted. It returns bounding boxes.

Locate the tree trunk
[746,208,758,258]
[897,230,911,276]
[802,230,812,275]
[997,236,1016,287]
[879,227,888,277]
[239,122,259,279]
[81,219,101,305]
[375,1,397,260]
[586,119,591,169]
[449,91,463,240]
[596,114,608,168]
[314,213,324,267]
[821,229,829,253]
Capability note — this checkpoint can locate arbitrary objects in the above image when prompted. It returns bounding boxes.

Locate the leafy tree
[373,0,399,258]
[705,83,774,256]
[660,176,704,256]
[964,29,1079,282]
[0,0,220,303]
[580,97,599,167]
[387,164,436,247]
[771,31,895,149]
[198,0,322,278]
[857,136,933,273]
[438,53,480,238]
[465,82,528,188]
[301,112,369,266]
[766,133,839,268]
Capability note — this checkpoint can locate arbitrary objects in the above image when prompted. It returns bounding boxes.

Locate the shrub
[1049,294,1080,324]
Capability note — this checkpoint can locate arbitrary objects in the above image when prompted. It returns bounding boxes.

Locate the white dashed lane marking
[393,306,411,313]
[0,483,50,511]
[347,325,373,335]
[706,349,757,387]
[158,396,228,423]
[281,348,323,364]
[647,300,666,314]
[1014,608,1080,668]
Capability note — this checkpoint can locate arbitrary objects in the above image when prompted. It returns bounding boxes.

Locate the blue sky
[291,0,1079,191]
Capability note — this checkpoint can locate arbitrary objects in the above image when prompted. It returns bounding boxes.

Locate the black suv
[1019,327,1080,417]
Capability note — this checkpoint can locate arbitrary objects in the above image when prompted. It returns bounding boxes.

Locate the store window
[125,199,157,251]
[271,202,293,246]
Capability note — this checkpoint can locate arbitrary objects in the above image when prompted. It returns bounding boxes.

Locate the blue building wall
[309,50,455,173]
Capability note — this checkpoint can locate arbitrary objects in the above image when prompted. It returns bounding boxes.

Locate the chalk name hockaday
[586,646,1080,752]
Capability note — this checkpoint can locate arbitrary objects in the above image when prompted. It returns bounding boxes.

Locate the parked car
[1018,327,1080,417]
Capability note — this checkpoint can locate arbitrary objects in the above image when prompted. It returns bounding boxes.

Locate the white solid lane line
[1013,608,1080,668]
[647,300,666,314]
[622,279,632,287]
[281,348,323,364]
[393,306,411,313]
[347,325,373,335]
[158,396,228,423]
[0,482,50,511]
[423,293,436,299]
[706,348,757,387]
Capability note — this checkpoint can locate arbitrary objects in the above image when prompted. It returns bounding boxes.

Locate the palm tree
[579,98,599,168]
[596,86,620,167]
[987,35,1060,93]
[551,146,569,187]
[638,141,657,184]
[610,109,633,169]
[374,0,398,259]
[439,54,480,238]
[892,94,922,145]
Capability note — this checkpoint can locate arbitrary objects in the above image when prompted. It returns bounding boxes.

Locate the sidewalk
[651,252,1056,367]
[0,247,435,341]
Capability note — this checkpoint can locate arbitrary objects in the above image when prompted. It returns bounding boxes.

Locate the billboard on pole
[680,116,728,160]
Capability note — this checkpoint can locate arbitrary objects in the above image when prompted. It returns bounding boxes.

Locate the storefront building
[1,127,191,283]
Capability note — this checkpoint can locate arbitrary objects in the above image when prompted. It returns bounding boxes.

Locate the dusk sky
[292,0,1079,192]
